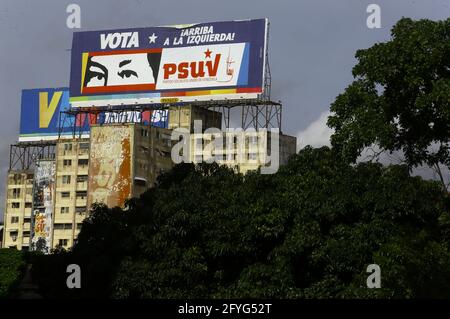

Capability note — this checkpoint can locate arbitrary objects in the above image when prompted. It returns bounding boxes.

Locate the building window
[63,159,72,167]
[11,216,19,223]
[79,143,89,150]
[11,173,21,184]
[140,146,149,154]
[12,188,21,198]
[75,206,86,214]
[11,202,20,209]
[76,191,87,199]
[64,144,72,151]
[78,159,89,166]
[141,129,149,137]
[248,153,258,160]
[10,232,18,242]
[76,223,82,230]
[54,223,72,230]
[58,239,68,247]
[248,136,258,144]
[25,203,32,208]
[61,192,70,198]
[134,179,146,187]
[62,175,71,184]
[23,231,30,237]
[77,175,88,183]
[60,207,70,214]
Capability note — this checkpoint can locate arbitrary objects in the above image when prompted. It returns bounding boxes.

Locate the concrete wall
[88,125,133,208]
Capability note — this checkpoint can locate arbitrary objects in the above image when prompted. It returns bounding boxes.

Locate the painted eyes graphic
[85,58,140,87]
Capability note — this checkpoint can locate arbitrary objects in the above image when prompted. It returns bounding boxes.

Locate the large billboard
[19,88,169,142]
[69,19,268,107]
[19,88,88,142]
[30,160,55,253]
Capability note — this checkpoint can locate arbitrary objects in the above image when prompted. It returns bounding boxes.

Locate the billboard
[19,88,169,141]
[69,19,268,107]
[19,88,89,142]
[87,125,132,208]
[30,160,55,253]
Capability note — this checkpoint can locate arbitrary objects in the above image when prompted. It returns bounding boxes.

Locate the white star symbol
[148,33,158,44]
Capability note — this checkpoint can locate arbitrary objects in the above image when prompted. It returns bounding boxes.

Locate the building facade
[188,130,297,174]
[2,106,297,250]
[2,170,34,250]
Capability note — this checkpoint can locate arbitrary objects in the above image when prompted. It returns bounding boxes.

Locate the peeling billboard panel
[69,19,268,107]
[88,125,132,208]
[31,160,55,253]
[19,88,169,142]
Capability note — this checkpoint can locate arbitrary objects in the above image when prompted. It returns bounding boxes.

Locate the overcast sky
[0,0,448,222]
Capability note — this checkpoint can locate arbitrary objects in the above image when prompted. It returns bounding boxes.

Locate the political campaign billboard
[19,88,169,142]
[69,19,268,107]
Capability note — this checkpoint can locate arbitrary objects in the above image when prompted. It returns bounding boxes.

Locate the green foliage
[31,147,450,299]
[0,249,26,298]
[328,18,450,174]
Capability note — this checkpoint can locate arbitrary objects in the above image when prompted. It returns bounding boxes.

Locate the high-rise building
[51,138,89,249]
[189,129,297,174]
[2,170,34,250]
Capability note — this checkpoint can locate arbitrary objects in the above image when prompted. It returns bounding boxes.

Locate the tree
[327,18,450,190]
[0,249,26,298]
[32,148,450,299]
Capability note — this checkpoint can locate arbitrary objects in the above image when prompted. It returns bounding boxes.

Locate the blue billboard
[69,19,268,107]
[19,88,85,142]
[19,88,169,142]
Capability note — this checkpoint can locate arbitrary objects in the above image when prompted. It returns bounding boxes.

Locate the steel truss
[58,105,170,139]
[9,142,56,171]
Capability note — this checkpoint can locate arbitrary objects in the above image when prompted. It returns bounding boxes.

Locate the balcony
[78,148,89,156]
[76,181,88,190]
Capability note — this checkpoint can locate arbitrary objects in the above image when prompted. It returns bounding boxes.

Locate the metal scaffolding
[9,142,56,171]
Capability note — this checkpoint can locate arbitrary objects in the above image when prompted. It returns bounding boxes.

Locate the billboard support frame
[58,106,170,139]
[9,142,56,171]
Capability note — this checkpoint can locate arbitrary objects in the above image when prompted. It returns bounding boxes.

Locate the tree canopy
[328,18,450,189]
[31,147,450,298]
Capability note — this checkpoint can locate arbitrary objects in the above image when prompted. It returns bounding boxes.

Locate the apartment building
[51,138,90,249]
[2,170,34,250]
[189,130,297,174]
